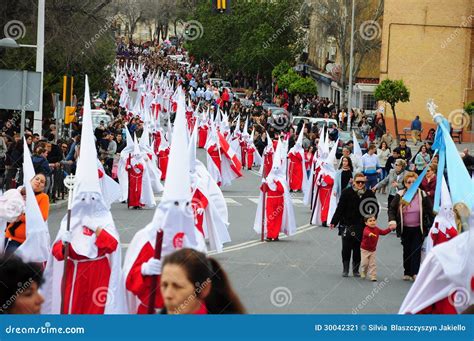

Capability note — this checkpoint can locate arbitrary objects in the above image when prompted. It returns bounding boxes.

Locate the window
[362,93,376,111]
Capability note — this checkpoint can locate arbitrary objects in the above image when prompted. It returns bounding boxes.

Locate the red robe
[263,151,273,178]
[431,223,458,247]
[125,241,164,314]
[416,277,474,314]
[240,140,247,168]
[208,144,222,186]
[52,229,118,314]
[191,189,209,236]
[247,146,255,170]
[153,132,161,156]
[318,174,334,223]
[198,126,208,148]
[158,148,170,180]
[127,158,144,208]
[288,152,304,191]
[261,181,284,239]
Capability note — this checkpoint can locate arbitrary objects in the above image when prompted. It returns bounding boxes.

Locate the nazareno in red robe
[158,148,170,180]
[288,152,303,191]
[247,146,255,170]
[191,188,209,236]
[261,181,284,239]
[207,144,222,186]
[240,140,247,168]
[127,158,144,208]
[52,229,118,314]
[198,126,208,148]
[153,132,161,156]
[263,151,273,178]
[125,241,164,314]
[318,174,334,223]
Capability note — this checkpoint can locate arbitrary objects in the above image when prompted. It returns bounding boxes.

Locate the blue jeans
[365,174,378,190]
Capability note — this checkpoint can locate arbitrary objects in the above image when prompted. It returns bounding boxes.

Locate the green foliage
[185,0,303,80]
[272,61,291,80]
[289,77,317,95]
[374,79,410,107]
[277,69,300,90]
[464,101,474,116]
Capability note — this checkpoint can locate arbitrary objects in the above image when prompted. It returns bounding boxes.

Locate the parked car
[291,117,338,131]
[91,109,112,130]
[234,92,253,107]
[336,129,368,159]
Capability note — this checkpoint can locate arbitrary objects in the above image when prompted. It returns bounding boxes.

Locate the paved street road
[47,149,412,313]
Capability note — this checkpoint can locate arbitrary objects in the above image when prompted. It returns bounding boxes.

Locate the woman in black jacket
[330,173,378,277]
[388,172,434,281]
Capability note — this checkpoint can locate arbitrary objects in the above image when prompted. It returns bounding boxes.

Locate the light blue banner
[0,315,472,340]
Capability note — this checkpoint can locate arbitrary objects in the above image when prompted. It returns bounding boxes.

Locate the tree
[185,0,304,88]
[374,79,410,139]
[0,0,116,119]
[277,69,301,91]
[289,77,318,96]
[312,0,384,107]
[272,61,291,80]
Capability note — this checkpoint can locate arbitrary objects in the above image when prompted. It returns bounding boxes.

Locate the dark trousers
[387,194,395,209]
[341,235,361,269]
[365,174,378,190]
[401,226,423,276]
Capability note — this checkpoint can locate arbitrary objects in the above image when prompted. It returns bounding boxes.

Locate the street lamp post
[347,0,355,132]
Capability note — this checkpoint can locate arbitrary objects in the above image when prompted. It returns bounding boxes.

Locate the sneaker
[342,271,349,277]
[370,277,377,282]
[360,272,366,279]
[412,275,417,281]
[403,275,412,281]
[353,271,361,278]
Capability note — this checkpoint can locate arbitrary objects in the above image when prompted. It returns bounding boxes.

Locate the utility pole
[347,0,355,131]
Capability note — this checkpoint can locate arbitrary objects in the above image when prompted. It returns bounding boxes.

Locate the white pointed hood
[15,138,50,263]
[74,75,101,196]
[352,130,363,158]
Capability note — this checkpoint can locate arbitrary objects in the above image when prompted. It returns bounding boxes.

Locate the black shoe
[322,221,327,227]
[265,238,273,242]
[353,262,360,277]
[274,237,279,241]
[342,261,349,277]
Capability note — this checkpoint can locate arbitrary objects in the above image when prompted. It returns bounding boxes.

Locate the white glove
[141,258,162,276]
[61,231,72,244]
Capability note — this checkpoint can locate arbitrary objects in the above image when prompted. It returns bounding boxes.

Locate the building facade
[379,0,473,134]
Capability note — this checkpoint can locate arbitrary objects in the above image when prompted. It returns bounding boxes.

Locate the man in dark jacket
[330,173,378,277]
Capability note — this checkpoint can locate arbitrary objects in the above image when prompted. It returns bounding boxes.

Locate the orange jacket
[5,192,49,244]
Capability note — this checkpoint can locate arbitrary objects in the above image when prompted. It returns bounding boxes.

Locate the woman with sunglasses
[330,173,377,277]
[388,172,434,281]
